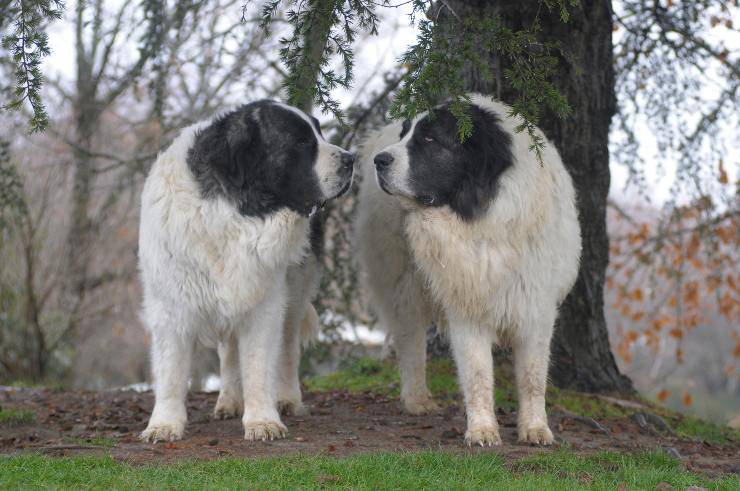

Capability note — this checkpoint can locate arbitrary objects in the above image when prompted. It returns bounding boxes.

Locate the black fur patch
[400,119,412,139]
[405,104,513,221]
[308,210,325,258]
[186,100,324,217]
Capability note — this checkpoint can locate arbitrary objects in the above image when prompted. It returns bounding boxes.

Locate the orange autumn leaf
[718,159,728,184]
[669,328,683,340]
[716,226,733,244]
[656,389,671,402]
[652,317,670,331]
[683,281,700,307]
[625,330,639,343]
[644,330,659,348]
[631,311,645,322]
[687,233,701,258]
[733,343,740,358]
[668,295,678,308]
[706,275,722,293]
[682,391,693,407]
[632,288,644,302]
[617,341,633,364]
[639,223,650,239]
[719,291,738,317]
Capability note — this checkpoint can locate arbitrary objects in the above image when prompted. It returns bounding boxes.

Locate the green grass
[305,357,739,445]
[672,415,739,445]
[0,406,35,426]
[1,450,736,490]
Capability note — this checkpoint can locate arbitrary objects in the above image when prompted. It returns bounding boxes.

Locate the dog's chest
[404,210,520,323]
[157,196,310,317]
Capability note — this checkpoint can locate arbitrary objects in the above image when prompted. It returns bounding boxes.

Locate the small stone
[661,446,681,459]
[686,487,708,491]
[655,483,672,490]
[71,424,87,436]
[207,439,219,446]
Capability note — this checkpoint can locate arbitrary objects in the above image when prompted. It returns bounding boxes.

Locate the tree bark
[439,0,632,393]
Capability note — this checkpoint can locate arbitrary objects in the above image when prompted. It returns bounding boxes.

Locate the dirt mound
[1,388,737,473]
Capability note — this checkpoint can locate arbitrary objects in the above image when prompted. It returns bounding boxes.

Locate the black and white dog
[139,100,354,442]
[354,94,581,446]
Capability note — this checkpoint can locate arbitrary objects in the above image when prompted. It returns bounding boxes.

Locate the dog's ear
[226,113,253,153]
[451,175,492,221]
[226,112,262,184]
[450,106,514,222]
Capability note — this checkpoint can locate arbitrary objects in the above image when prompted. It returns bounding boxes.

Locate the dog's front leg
[238,278,288,441]
[447,314,500,446]
[141,309,194,443]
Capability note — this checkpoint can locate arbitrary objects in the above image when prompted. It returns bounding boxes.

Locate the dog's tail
[300,303,321,348]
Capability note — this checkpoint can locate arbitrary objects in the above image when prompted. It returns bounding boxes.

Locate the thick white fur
[354,94,581,446]
[139,118,320,443]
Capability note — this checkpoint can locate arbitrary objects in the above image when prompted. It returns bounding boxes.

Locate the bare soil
[1,388,737,473]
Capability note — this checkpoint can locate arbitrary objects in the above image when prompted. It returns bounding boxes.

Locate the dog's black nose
[374,152,394,170]
[341,152,355,169]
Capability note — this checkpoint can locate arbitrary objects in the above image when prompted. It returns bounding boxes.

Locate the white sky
[42,2,738,206]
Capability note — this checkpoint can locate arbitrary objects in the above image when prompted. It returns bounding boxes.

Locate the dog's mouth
[332,177,352,199]
[416,194,436,206]
[376,174,394,196]
[308,173,354,217]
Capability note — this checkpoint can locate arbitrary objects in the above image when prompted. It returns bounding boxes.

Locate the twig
[555,406,610,434]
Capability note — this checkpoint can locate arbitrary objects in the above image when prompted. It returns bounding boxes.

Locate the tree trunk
[439,0,632,393]
[58,0,101,361]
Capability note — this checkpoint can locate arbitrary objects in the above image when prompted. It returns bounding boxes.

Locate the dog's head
[188,100,354,217]
[373,103,513,221]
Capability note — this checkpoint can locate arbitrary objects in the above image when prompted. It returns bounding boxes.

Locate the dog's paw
[278,399,309,416]
[518,423,554,446]
[140,422,185,443]
[213,397,242,420]
[243,420,288,441]
[403,396,441,415]
[465,424,502,447]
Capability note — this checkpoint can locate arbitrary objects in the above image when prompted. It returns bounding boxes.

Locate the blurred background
[0,1,737,427]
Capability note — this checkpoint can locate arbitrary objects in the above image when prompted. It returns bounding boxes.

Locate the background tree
[0,0,287,383]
